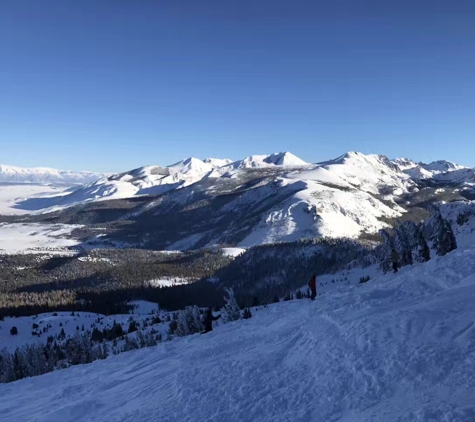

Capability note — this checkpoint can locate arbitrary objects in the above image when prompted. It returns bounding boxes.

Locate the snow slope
[238,179,402,246]
[2,242,475,421]
[319,152,413,195]
[0,164,105,186]
[0,184,68,215]
[0,304,165,353]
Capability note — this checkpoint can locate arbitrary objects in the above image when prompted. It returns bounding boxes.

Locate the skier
[201,307,221,334]
[308,274,317,300]
[391,249,400,273]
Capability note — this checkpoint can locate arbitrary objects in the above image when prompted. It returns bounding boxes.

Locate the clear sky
[1,1,474,172]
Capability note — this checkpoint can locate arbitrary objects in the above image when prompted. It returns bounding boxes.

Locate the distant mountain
[0,164,106,186]
[6,150,475,250]
[10,152,312,210]
[227,152,309,169]
[393,158,469,180]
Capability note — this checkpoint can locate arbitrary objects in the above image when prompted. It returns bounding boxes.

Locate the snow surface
[0,184,68,215]
[0,223,81,254]
[145,277,192,287]
[0,304,166,353]
[318,152,413,195]
[2,244,475,421]
[237,178,402,246]
[221,247,246,257]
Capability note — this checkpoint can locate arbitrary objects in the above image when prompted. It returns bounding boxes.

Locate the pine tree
[175,308,192,337]
[378,229,393,273]
[221,288,241,323]
[424,210,458,256]
[102,343,109,359]
[0,348,16,383]
[394,224,413,266]
[128,320,138,333]
[415,224,431,262]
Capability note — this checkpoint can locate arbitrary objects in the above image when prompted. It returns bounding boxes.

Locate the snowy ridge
[2,244,475,421]
[227,151,309,169]
[318,152,412,195]
[0,164,106,186]
[5,152,312,212]
[393,157,471,180]
[236,178,402,246]
[203,157,233,168]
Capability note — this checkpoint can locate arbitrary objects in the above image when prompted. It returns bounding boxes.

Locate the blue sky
[1,1,474,172]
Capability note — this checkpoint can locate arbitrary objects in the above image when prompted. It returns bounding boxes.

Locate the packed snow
[2,242,475,421]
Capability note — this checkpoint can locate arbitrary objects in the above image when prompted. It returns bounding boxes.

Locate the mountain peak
[263,151,309,166]
[203,158,233,168]
[230,152,309,169]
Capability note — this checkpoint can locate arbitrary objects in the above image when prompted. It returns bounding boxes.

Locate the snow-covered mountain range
[0,164,106,186]
[1,151,474,250]
[393,157,473,181]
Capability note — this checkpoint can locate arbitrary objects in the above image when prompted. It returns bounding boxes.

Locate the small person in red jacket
[308,274,317,300]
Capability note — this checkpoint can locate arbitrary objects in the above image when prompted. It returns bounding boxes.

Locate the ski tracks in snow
[2,248,475,421]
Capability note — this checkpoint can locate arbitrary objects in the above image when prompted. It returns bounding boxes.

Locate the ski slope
[1,245,475,421]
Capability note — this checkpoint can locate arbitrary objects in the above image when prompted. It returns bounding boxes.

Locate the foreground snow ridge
[2,247,475,422]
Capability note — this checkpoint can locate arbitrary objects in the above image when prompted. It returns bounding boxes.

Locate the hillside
[1,241,475,421]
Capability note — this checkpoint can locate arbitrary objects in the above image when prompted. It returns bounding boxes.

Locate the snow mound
[285,167,352,188]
